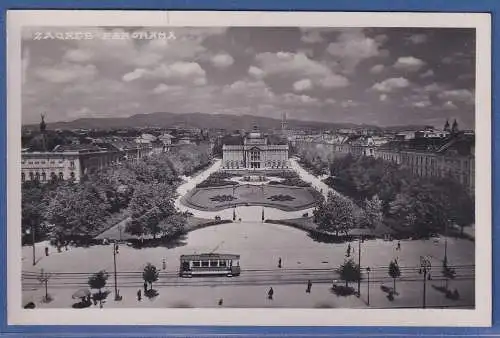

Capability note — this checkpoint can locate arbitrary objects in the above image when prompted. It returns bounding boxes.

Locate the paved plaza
[22,221,474,309]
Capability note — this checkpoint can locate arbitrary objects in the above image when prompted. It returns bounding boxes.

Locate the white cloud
[341,100,359,108]
[122,68,147,82]
[255,51,329,78]
[293,79,313,92]
[438,89,474,104]
[211,53,234,68]
[299,28,338,44]
[370,64,385,74]
[443,100,458,110]
[301,30,323,44]
[393,56,426,72]
[420,69,434,78]
[371,77,410,92]
[153,83,184,94]
[35,63,97,84]
[248,66,265,79]
[282,93,320,105]
[63,49,94,63]
[423,83,445,92]
[379,94,388,102]
[325,98,336,105]
[319,74,349,89]
[406,34,428,44]
[412,100,432,108]
[255,51,349,89]
[326,29,382,71]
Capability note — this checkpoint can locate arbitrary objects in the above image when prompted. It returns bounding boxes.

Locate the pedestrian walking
[268,287,274,300]
[346,243,351,257]
[162,259,166,270]
[218,298,223,306]
[137,289,142,301]
[278,257,282,269]
[44,246,49,256]
[397,241,401,251]
[143,281,148,292]
[306,280,312,293]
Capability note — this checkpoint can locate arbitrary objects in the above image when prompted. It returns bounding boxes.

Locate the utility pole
[366,267,371,306]
[357,236,362,296]
[113,243,119,301]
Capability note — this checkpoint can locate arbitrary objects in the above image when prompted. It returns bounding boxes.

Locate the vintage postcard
[6,10,491,326]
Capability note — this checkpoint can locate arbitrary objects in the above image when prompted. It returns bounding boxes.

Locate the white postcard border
[6,10,492,326]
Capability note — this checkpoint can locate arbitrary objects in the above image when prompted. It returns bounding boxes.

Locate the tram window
[201,261,209,267]
[219,261,227,267]
[192,261,200,267]
[210,261,218,267]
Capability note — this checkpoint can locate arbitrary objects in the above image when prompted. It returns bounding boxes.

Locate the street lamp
[419,256,432,308]
[366,267,371,306]
[113,242,120,301]
[25,225,36,266]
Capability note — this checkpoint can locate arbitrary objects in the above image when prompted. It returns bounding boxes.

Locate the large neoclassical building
[222,126,289,170]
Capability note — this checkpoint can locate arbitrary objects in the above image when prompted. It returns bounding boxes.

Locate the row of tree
[306,151,474,238]
[22,145,213,246]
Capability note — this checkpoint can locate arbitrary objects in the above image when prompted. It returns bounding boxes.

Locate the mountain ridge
[22,111,429,132]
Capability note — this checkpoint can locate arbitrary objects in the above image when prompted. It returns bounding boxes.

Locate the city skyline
[22,27,476,129]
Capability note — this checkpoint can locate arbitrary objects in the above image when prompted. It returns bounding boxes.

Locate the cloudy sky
[22,27,475,128]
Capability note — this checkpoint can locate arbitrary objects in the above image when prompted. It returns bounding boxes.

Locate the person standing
[137,289,142,301]
[396,241,401,251]
[306,280,312,293]
[143,281,148,292]
[162,259,166,270]
[346,243,351,257]
[278,257,282,269]
[268,287,274,300]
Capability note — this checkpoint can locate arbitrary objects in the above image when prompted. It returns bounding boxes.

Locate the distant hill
[22,111,427,132]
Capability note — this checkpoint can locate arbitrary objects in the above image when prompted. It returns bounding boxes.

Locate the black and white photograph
[7,11,491,326]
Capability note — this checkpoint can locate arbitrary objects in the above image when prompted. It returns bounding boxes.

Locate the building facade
[21,144,121,183]
[222,126,289,170]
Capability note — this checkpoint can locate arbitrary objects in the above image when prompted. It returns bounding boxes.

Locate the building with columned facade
[222,126,289,170]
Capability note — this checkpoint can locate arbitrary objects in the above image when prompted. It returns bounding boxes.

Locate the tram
[179,253,241,277]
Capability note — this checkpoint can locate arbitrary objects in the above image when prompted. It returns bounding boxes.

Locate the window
[70,172,75,180]
[201,261,209,267]
[41,172,46,181]
[21,172,25,182]
[58,172,64,180]
[219,261,226,267]
[50,172,57,181]
[35,172,40,181]
[70,161,75,168]
[210,261,218,267]
[192,261,200,267]
[29,172,34,180]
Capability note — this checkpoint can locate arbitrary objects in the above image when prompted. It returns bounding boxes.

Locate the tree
[314,192,356,237]
[45,183,110,245]
[442,261,456,290]
[22,181,48,242]
[88,270,109,303]
[126,182,178,240]
[143,263,159,290]
[336,259,360,288]
[364,194,383,228]
[388,260,401,293]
